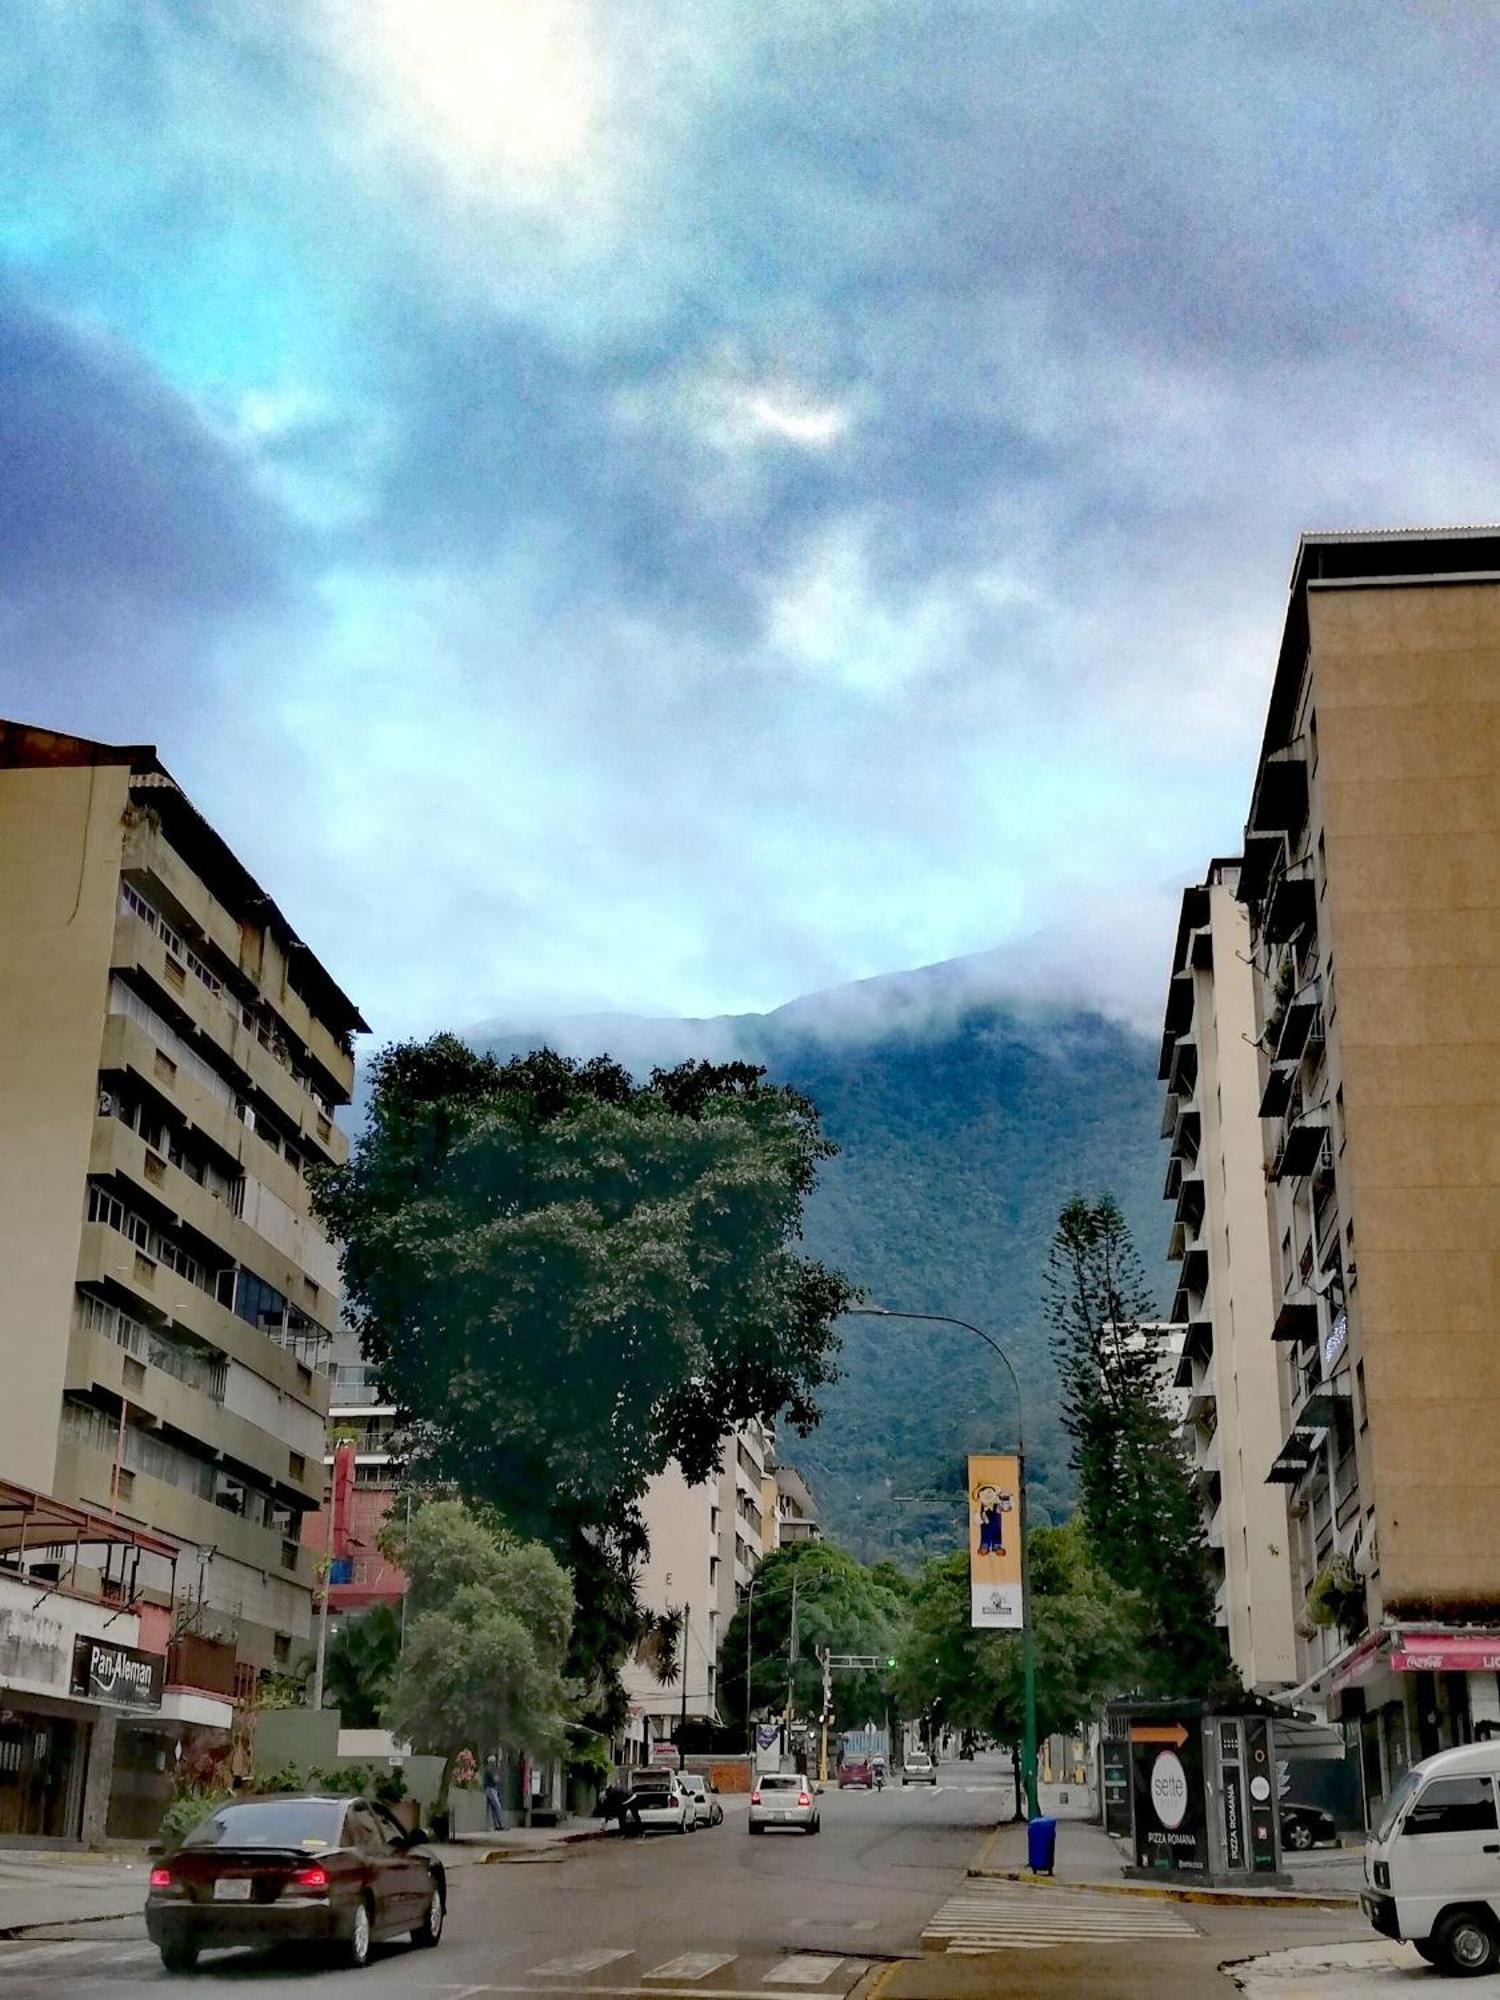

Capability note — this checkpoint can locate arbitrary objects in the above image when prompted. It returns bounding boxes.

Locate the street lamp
[846,1305,1038,1820]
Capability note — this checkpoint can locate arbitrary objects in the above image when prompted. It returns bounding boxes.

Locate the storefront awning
[1391,1634,1500,1674]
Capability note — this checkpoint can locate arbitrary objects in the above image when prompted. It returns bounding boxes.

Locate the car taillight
[798,1791,812,1806]
[290,1865,329,1890]
[149,1866,173,1889]
[750,1790,761,1805]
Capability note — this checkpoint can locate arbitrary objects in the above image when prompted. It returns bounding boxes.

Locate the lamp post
[846,1305,1038,1820]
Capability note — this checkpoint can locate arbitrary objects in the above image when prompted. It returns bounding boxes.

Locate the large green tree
[719,1542,910,1734]
[1045,1194,1226,1697]
[314,1039,855,1726]
[382,1500,578,1810]
[893,1518,1140,1755]
[322,1602,402,1728]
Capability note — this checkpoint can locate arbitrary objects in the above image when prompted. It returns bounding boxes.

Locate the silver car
[902,1753,937,1786]
[678,1774,722,1828]
[748,1773,820,1835]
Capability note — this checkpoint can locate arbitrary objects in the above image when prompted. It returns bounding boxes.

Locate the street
[0,1759,1383,2000]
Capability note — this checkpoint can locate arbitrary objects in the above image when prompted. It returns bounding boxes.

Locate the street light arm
[845,1306,1025,1455]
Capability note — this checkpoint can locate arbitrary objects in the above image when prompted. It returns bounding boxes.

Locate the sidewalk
[968,1819,1361,1908]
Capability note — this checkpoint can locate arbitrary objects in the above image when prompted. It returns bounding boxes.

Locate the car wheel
[1284,1820,1314,1851]
[749,1823,763,1835]
[1436,1910,1500,1977]
[412,1887,444,1949]
[343,1897,373,1969]
[159,1939,199,1975]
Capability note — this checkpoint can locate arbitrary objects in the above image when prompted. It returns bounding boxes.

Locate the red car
[145,1795,446,1975]
[838,1757,875,1789]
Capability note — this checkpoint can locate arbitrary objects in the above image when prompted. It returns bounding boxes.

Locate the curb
[481,1826,608,1864]
[965,1865,1359,1910]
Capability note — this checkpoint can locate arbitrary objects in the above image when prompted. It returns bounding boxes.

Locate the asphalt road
[0,1761,1018,1997]
[0,1758,1376,1999]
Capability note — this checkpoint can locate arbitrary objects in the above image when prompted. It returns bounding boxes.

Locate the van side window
[1404,1776,1497,1835]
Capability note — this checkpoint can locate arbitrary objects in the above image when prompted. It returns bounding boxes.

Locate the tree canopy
[892,1517,1139,1745]
[314,1039,855,1724]
[321,1602,401,1728]
[719,1541,910,1733]
[382,1500,578,1788]
[1045,1193,1227,1697]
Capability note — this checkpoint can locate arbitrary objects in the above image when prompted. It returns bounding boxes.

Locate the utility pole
[782,1571,799,1732]
[818,1647,832,1785]
[678,1603,690,1743]
[847,1305,1039,1819]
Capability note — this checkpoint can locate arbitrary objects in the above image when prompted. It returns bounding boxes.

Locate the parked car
[838,1758,875,1790]
[678,1774,722,1827]
[627,1769,692,1834]
[1280,1802,1338,1851]
[1363,1742,1500,1975]
[749,1773,820,1835]
[902,1753,937,1786]
[145,1795,445,1975]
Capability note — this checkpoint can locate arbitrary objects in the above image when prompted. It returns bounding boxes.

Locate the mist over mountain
[471,945,1168,1567]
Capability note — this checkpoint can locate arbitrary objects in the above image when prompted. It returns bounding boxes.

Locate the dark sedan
[1281,1801,1339,1851]
[146,1795,445,1974]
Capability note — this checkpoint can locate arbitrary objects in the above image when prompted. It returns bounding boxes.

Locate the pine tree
[1044,1195,1228,1697]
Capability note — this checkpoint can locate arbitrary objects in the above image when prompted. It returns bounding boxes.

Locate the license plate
[770,1810,789,1820]
[214,1877,253,1901]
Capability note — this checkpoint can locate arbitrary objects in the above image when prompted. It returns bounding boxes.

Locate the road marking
[531,1950,635,1976]
[922,1882,1198,1952]
[644,1955,737,1982]
[764,1956,847,1985]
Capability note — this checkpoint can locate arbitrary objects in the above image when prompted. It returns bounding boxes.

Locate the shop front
[1332,1626,1500,1827]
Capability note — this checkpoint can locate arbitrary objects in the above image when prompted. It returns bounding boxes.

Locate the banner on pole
[967,1453,1023,1629]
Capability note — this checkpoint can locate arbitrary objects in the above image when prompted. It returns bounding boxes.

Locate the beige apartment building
[1160,863,1298,1692]
[0,722,365,1685]
[1234,529,1500,1816]
[760,1456,821,1552]
[620,1421,772,1753]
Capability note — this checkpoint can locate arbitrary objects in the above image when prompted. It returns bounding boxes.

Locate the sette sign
[72,1636,164,1710]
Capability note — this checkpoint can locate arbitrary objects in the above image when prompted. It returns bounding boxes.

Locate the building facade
[761,1458,821,1551]
[1160,864,1299,1692]
[0,722,365,1681]
[1234,530,1500,1815]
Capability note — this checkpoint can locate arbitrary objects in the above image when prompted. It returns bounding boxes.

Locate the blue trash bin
[1027,1814,1057,1875]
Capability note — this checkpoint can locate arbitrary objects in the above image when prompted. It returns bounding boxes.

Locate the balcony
[1248,749,1309,840]
[1263,870,1317,945]
[1163,1155,1182,1202]
[1273,1104,1331,1182]
[1237,831,1284,906]
[1179,1242,1210,1298]
[1267,1424,1324,1486]
[1206,1502,1227,1549]
[1167,1037,1199,1100]
[1272,1292,1320,1343]
[1259,1062,1296,1119]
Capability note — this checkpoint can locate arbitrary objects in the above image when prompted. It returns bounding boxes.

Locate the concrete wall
[0,763,130,1492]
[1197,880,1299,1687]
[1310,580,1500,1618]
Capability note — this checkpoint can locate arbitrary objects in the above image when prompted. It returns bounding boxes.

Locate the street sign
[1131,1723,1207,1874]
[1130,1722,1189,1747]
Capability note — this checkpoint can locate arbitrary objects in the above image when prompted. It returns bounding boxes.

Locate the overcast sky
[5,2,1499,1042]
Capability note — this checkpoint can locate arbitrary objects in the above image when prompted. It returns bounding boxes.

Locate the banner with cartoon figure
[967,1453,1023,1628]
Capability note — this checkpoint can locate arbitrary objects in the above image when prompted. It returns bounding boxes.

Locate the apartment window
[273,1634,292,1666]
[280,1539,300,1571]
[289,1451,307,1483]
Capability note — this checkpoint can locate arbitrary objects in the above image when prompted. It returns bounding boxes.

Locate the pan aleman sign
[967,1453,1023,1629]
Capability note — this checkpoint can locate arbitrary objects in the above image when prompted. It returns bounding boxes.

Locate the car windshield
[761,1775,801,1790]
[182,1800,346,1850]
[1373,1769,1423,1843]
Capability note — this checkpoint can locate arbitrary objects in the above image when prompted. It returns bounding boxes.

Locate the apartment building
[620,1422,772,1753]
[1160,864,1299,1692]
[761,1457,821,1551]
[0,723,365,1691]
[300,1335,408,1621]
[1234,530,1500,1815]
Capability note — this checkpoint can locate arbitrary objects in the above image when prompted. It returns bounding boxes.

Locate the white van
[1364,1742,1500,1974]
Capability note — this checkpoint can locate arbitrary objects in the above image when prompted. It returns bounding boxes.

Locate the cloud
[4,2,1500,1040]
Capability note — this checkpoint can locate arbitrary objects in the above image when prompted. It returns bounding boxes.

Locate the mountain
[470,946,1169,1567]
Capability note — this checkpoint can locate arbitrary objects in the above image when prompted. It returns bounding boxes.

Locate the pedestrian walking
[483,1754,504,1831]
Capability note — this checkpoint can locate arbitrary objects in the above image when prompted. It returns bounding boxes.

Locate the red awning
[1391,1635,1500,1674]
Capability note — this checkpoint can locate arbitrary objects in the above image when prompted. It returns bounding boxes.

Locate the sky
[5,1,1500,1044]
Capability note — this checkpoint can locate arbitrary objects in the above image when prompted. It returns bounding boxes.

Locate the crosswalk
[921,1881,1199,1954]
[0,1936,867,1994]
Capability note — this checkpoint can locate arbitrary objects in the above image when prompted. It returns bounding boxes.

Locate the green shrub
[250,1764,306,1795]
[308,1763,371,1795]
[159,1786,231,1848]
[373,1766,408,1805]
